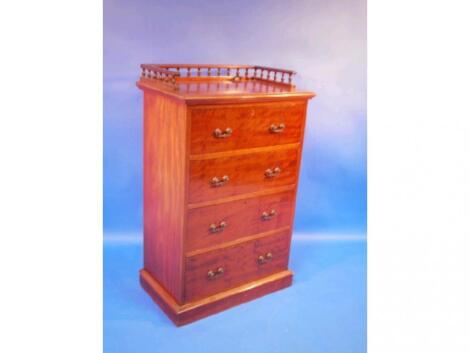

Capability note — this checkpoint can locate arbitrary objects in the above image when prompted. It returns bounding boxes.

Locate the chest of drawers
[137,64,315,325]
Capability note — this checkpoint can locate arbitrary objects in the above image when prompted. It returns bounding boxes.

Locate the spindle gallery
[137,64,315,325]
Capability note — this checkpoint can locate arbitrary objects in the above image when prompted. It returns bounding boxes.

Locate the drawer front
[187,192,295,252]
[189,147,299,204]
[190,102,306,154]
[185,230,291,302]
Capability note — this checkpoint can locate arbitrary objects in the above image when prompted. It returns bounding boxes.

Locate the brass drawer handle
[257,252,273,265]
[209,221,227,233]
[211,175,229,187]
[213,128,233,138]
[269,123,285,134]
[207,267,224,280]
[261,209,277,221]
[265,167,281,178]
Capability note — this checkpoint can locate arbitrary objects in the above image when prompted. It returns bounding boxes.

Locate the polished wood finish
[137,64,314,325]
[189,146,300,204]
[143,91,188,303]
[185,229,291,301]
[136,64,314,105]
[186,191,295,252]
[190,101,305,154]
[140,268,293,326]
[140,64,296,87]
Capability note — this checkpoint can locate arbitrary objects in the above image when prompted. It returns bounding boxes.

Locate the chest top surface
[136,64,315,104]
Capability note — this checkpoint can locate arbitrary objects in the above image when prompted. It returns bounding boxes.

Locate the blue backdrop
[104,0,366,236]
[104,1,366,352]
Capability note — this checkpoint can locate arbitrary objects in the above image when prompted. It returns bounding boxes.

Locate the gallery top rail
[139,64,297,87]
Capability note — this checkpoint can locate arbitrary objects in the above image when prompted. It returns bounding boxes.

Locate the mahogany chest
[137,64,315,325]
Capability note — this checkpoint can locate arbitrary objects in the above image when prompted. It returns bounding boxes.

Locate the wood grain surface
[189,146,300,204]
[184,229,291,302]
[138,64,314,325]
[190,101,306,154]
[140,268,293,326]
[143,91,188,303]
[186,191,295,252]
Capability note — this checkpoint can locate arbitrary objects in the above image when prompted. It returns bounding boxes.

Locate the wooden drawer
[185,230,291,302]
[190,102,306,154]
[189,147,299,204]
[186,192,295,252]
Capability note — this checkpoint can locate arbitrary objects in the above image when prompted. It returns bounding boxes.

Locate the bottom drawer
[184,229,291,302]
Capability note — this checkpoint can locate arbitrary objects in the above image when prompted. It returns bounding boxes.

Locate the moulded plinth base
[139,268,293,326]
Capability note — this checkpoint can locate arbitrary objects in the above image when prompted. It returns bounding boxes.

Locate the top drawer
[189,101,306,154]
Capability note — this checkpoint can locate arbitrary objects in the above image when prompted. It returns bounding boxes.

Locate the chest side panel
[143,91,188,303]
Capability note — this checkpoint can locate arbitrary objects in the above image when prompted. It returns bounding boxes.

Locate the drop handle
[207,267,224,280]
[261,209,277,221]
[213,128,233,138]
[209,221,227,233]
[265,167,281,178]
[211,175,229,187]
[269,123,285,133]
[257,252,273,265]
